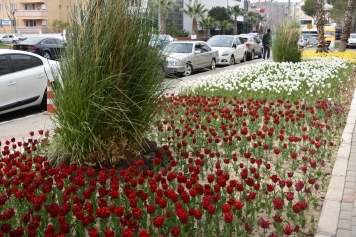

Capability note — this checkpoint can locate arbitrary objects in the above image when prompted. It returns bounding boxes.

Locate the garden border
[315,90,356,237]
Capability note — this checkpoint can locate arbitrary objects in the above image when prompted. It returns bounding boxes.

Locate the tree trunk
[192,17,197,35]
[205,29,208,38]
[316,0,328,53]
[160,13,166,34]
[250,24,254,33]
[222,29,226,35]
[234,17,238,35]
[339,0,356,52]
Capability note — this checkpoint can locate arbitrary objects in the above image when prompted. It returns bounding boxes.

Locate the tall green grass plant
[51,0,166,167]
[271,20,302,63]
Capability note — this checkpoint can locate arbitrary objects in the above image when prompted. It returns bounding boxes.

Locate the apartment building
[0,0,75,34]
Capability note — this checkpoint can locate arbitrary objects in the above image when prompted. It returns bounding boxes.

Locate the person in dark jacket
[262,28,271,60]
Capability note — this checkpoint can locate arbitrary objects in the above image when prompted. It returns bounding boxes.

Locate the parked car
[0,34,27,44]
[347,33,356,48]
[149,34,174,48]
[298,35,308,48]
[206,35,247,65]
[0,49,59,115]
[162,41,219,76]
[12,37,66,60]
[237,34,263,60]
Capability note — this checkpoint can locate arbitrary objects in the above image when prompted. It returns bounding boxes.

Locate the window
[0,55,10,76]
[25,20,36,27]
[31,56,43,67]
[9,54,35,72]
[201,43,210,52]
[25,4,35,10]
[10,3,15,12]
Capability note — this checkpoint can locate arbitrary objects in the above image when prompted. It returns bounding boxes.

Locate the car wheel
[248,50,255,61]
[40,90,47,111]
[229,55,235,65]
[241,53,246,63]
[210,59,216,70]
[43,51,51,60]
[12,40,17,44]
[182,63,193,76]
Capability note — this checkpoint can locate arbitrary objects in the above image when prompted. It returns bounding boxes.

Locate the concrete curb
[315,90,356,237]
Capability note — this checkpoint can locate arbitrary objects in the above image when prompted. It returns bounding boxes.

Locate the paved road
[0,57,263,123]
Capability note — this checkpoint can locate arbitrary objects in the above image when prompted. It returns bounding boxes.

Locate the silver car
[238,34,263,60]
[163,41,219,76]
[207,35,247,65]
[0,34,27,44]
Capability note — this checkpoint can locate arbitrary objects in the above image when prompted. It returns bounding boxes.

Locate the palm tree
[247,16,258,33]
[199,16,214,38]
[159,0,177,34]
[228,5,244,35]
[181,1,208,36]
[315,0,328,52]
[338,0,356,51]
[218,20,233,35]
[252,13,264,33]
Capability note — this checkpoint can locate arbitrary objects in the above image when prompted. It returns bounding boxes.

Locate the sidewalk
[1,91,356,236]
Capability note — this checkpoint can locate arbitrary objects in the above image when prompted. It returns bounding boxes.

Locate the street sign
[307,23,312,29]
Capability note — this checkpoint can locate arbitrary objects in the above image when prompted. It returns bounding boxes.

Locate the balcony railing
[16,10,47,18]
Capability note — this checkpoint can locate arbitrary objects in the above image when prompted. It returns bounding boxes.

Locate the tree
[248,16,258,33]
[218,20,233,35]
[301,0,317,17]
[316,0,328,52]
[199,16,214,38]
[208,6,230,22]
[227,5,244,35]
[181,1,208,35]
[158,0,176,34]
[51,20,70,33]
[339,0,356,51]
[1,0,17,33]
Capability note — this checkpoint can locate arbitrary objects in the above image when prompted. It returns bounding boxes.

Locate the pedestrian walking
[262,29,271,60]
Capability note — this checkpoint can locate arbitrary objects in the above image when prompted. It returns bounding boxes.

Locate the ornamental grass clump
[50,0,166,167]
[271,20,302,63]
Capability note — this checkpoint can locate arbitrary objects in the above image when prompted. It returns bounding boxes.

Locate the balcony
[16,10,47,19]
[16,26,49,34]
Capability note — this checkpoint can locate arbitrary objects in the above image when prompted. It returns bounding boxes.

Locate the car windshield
[350,34,356,38]
[207,37,233,47]
[163,43,193,53]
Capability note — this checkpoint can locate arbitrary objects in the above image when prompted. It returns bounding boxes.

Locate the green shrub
[50,0,166,167]
[271,20,302,63]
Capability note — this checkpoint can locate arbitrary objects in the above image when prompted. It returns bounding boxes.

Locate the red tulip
[152,215,165,228]
[260,218,271,228]
[283,225,293,235]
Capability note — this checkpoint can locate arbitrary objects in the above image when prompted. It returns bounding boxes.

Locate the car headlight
[221,50,229,56]
[167,58,181,66]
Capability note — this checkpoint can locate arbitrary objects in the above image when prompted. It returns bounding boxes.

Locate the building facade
[0,0,75,34]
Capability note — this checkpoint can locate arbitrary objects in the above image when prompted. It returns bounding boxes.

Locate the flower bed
[0,54,355,237]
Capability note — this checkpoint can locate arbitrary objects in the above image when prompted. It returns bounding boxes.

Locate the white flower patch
[179,57,349,95]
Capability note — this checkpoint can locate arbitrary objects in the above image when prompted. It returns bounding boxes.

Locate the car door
[233,37,244,60]
[1,35,9,44]
[200,43,213,67]
[192,43,204,69]
[0,55,17,112]
[52,38,64,58]
[253,37,262,54]
[8,54,46,106]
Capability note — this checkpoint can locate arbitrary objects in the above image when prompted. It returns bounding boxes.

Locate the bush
[271,20,302,63]
[51,0,166,167]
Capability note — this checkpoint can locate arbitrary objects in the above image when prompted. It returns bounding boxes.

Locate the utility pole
[287,0,290,19]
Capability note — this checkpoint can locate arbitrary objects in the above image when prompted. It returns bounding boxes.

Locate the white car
[347,33,356,49]
[0,49,59,115]
[238,34,263,60]
[0,34,27,44]
[163,41,219,76]
[298,35,308,48]
[207,35,247,65]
